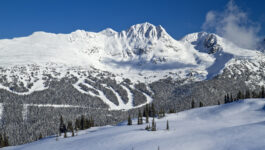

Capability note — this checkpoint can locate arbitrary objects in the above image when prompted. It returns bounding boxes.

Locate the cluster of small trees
[59,115,95,138]
[144,117,157,131]
[127,103,157,126]
[75,115,95,131]
[128,103,169,132]
[35,115,96,142]
[191,100,204,108]
[158,108,166,119]
[0,133,9,148]
[137,110,143,125]
[225,86,265,104]
[128,103,164,125]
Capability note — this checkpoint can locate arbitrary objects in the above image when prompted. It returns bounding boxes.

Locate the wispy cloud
[202,0,261,49]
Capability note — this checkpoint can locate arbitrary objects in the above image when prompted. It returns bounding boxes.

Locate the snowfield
[5,98,265,150]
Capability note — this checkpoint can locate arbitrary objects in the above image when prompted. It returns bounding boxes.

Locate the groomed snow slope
[5,98,265,150]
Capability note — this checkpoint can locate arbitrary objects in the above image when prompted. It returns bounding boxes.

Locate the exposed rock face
[204,34,223,54]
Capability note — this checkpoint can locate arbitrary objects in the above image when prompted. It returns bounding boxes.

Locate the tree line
[58,115,95,138]
[37,114,95,141]
[224,86,265,104]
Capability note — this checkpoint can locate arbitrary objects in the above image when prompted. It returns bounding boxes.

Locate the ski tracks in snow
[74,79,153,110]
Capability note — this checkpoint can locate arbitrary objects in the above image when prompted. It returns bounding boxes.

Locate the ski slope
[5,98,265,150]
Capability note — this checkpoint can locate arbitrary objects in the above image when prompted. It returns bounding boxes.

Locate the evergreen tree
[138,110,141,125]
[0,133,4,148]
[191,99,195,108]
[71,128,75,137]
[75,118,81,130]
[158,108,165,119]
[143,106,146,117]
[144,104,149,117]
[199,101,203,107]
[75,127,78,136]
[224,95,227,103]
[230,93,233,102]
[84,118,89,129]
[151,117,156,131]
[145,108,149,123]
[128,114,132,125]
[80,115,85,130]
[166,120,169,130]
[38,133,43,140]
[140,111,143,124]
[89,116,95,127]
[64,131,67,138]
[261,86,265,98]
[227,94,230,103]
[3,133,9,147]
[137,110,143,125]
[237,91,243,100]
[151,103,156,117]
[67,121,73,132]
[59,115,66,135]
[245,90,250,99]
[169,108,176,113]
[252,91,258,98]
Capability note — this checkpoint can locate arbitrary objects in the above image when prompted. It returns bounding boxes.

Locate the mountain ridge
[0,22,264,93]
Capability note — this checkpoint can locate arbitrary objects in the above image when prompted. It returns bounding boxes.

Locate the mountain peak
[125,22,169,39]
[100,28,117,36]
[133,22,156,29]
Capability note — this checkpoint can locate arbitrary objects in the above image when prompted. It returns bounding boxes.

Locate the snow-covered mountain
[4,98,265,150]
[0,22,263,95]
[1,23,265,146]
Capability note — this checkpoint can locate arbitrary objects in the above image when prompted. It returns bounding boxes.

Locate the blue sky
[0,0,264,39]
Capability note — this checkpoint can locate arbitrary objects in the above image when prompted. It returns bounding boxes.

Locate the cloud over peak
[202,0,261,49]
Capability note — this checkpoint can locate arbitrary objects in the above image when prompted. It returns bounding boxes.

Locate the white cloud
[202,0,261,49]
[202,11,216,29]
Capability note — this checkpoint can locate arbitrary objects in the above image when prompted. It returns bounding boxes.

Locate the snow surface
[5,98,265,150]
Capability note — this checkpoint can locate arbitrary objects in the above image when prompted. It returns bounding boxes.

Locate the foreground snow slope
[5,98,265,150]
